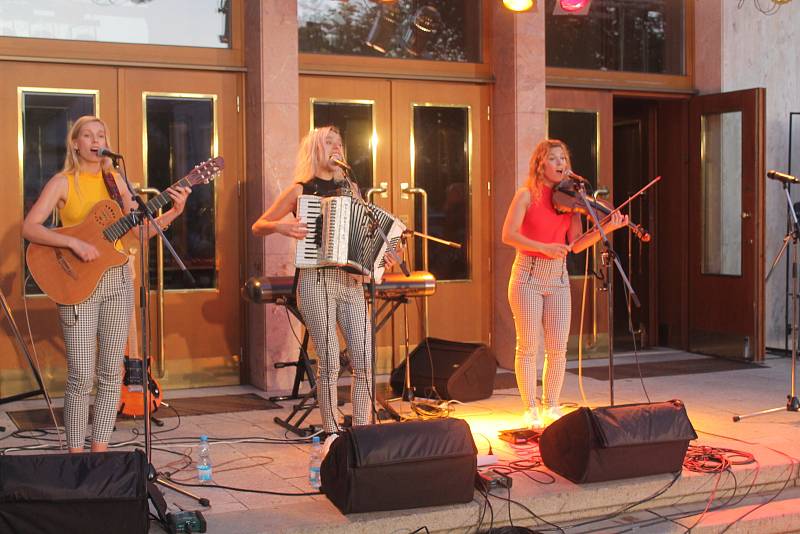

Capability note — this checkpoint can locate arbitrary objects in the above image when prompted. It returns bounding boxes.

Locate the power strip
[475,469,512,491]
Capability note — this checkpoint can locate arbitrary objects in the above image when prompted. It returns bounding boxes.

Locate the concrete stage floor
[1,348,799,533]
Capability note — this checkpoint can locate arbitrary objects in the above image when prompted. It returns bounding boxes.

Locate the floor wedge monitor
[321,418,477,513]
[539,399,697,483]
[390,337,496,402]
[0,450,148,534]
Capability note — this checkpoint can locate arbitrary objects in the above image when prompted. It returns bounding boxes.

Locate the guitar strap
[101,170,125,209]
[101,171,139,364]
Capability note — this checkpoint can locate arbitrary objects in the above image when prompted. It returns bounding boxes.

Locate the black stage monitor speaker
[390,337,496,402]
[539,399,697,484]
[321,418,477,514]
[0,450,148,534]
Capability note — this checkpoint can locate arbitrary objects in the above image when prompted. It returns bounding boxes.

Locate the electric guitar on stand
[26,157,224,305]
[118,310,163,417]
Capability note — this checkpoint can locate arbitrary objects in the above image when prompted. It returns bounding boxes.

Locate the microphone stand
[734,179,800,421]
[338,168,410,424]
[109,155,207,512]
[574,181,639,406]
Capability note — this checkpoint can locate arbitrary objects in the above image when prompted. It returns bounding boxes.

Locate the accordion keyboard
[295,195,322,268]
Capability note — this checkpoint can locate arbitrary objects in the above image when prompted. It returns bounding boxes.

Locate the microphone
[94,147,124,159]
[767,170,800,185]
[329,156,351,171]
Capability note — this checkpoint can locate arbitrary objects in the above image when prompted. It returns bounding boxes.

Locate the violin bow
[572,175,661,243]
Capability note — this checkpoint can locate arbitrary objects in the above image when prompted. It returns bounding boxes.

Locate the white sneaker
[523,407,545,430]
[322,433,338,458]
[540,406,563,427]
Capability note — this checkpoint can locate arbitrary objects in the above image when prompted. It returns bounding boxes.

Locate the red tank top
[520,185,572,258]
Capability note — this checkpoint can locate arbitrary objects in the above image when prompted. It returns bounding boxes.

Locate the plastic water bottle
[197,435,212,483]
[309,436,322,490]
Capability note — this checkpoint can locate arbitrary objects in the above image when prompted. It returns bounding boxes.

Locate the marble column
[244,0,301,391]
[490,4,547,370]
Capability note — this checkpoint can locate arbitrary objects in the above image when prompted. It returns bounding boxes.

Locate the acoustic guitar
[118,307,163,417]
[26,157,224,305]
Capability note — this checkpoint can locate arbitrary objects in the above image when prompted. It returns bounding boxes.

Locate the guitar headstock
[186,156,225,186]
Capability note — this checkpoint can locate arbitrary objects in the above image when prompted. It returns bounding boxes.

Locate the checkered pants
[508,253,571,411]
[297,268,372,434]
[57,264,133,449]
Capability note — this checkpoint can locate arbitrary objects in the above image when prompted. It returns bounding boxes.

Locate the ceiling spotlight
[365,4,402,54]
[402,6,442,57]
[559,0,590,12]
[502,0,535,12]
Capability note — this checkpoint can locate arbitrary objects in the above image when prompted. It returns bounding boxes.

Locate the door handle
[366,182,388,202]
[400,183,430,336]
[741,212,752,219]
[400,183,429,271]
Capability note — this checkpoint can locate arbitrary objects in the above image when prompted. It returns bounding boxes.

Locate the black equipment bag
[0,450,149,534]
[390,337,496,402]
[539,399,697,484]
[320,418,477,514]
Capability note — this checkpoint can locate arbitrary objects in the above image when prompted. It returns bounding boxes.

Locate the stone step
[577,486,800,533]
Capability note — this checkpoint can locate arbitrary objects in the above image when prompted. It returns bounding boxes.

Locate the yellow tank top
[59,170,113,227]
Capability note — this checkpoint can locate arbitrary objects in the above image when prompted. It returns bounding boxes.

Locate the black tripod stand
[0,286,52,421]
[112,155,210,519]
[734,179,800,421]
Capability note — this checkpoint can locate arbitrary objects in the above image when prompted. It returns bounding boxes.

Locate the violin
[552,178,651,243]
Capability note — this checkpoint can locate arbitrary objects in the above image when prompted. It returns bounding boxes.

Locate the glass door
[0,62,242,399]
[0,62,118,397]
[299,76,490,374]
[688,89,765,360]
[118,68,243,387]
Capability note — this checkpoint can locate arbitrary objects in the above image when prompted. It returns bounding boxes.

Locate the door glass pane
[145,95,216,289]
[547,109,598,276]
[0,0,231,49]
[546,0,685,75]
[412,105,470,281]
[311,101,374,191]
[21,91,96,295]
[298,0,481,63]
[701,112,742,276]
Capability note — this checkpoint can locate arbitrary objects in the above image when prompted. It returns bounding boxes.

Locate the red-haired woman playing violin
[501,139,627,429]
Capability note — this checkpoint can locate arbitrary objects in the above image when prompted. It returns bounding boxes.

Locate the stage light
[365,4,402,54]
[559,0,591,13]
[402,5,442,57]
[502,0,535,13]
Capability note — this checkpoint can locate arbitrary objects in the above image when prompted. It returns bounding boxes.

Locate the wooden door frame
[545,87,614,350]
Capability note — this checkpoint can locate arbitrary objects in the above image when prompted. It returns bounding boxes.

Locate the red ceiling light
[559,0,590,13]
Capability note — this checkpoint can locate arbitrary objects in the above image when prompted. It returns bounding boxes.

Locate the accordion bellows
[295,194,406,283]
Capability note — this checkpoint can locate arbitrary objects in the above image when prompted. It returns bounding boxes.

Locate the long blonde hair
[525,139,571,204]
[62,115,115,198]
[293,125,345,184]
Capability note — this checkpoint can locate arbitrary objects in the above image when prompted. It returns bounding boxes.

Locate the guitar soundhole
[95,206,117,226]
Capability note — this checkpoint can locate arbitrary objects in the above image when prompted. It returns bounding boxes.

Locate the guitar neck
[103,177,192,242]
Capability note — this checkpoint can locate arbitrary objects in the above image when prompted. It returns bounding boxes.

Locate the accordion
[295,194,406,283]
